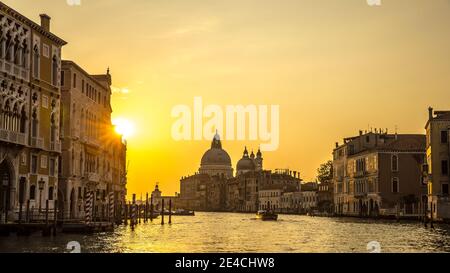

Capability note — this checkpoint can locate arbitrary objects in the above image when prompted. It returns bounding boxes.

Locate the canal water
[1,212,450,253]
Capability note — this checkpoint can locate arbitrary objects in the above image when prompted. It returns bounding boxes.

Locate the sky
[5,0,450,197]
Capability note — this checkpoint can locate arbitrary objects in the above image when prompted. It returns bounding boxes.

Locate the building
[259,187,283,211]
[332,130,426,217]
[59,60,127,220]
[425,107,450,221]
[0,3,66,222]
[178,132,302,212]
[280,191,302,213]
[300,190,318,212]
[317,179,333,213]
[150,183,178,210]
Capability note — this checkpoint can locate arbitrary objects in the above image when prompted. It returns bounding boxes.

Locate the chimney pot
[40,14,51,32]
[428,107,433,120]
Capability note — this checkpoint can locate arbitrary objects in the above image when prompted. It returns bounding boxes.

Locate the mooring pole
[161,199,165,225]
[45,200,49,225]
[150,196,154,221]
[169,199,172,224]
[145,193,149,223]
[26,200,30,223]
[53,200,58,236]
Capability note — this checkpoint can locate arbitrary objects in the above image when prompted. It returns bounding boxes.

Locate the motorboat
[256,210,278,221]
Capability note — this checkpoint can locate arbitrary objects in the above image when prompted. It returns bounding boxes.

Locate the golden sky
[6,0,450,197]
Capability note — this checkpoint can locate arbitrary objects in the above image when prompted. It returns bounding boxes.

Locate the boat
[256,210,278,221]
[172,209,195,216]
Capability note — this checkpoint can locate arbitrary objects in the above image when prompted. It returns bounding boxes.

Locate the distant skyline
[5,0,450,197]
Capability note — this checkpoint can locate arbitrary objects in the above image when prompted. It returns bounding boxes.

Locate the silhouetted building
[178,133,301,212]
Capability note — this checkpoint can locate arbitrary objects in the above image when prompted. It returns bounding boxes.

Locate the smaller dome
[237,157,255,171]
[237,147,256,171]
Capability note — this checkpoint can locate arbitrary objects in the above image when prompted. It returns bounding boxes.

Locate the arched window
[20,106,27,133]
[392,155,398,172]
[48,187,54,201]
[52,55,58,86]
[30,185,36,200]
[31,109,38,138]
[392,178,399,193]
[21,41,28,68]
[50,113,56,142]
[33,44,39,79]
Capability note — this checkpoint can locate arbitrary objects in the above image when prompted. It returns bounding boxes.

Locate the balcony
[49,141,62,153]
[86,172,100,183]
[354,171,368,178]
[0,129,27,146]
[31,137,44,149]
[0,59,29,81]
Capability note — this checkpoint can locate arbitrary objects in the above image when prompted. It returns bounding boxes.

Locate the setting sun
[113,118,136,139]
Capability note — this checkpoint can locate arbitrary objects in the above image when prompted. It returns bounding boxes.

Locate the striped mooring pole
[109,192,115,223]
[85,192,94,225]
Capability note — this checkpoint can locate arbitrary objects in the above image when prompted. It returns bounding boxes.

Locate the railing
[31,137,45,149]
[0,59,30,81]
[49,141,62,153]
[86,172,100,183]
[0,129,27,146]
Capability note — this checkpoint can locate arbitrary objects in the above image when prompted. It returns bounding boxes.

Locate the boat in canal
[172,209,195,216]
[256,210,278,221]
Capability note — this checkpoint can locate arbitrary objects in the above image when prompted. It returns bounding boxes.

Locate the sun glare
[113,118,136,139]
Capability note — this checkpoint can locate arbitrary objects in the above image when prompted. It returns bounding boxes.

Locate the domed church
[236,147,263,175]
[199,132,233,178]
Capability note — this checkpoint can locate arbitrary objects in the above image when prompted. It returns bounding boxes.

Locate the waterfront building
[179,133,302,212]
[425,107,450,221]
[0,2,66,222]
[150,183,178,210]
[259,186,283,211]
[300,190,318,212]
[317,179,333,213]
[332,130,426,217]
[280,191,302,213]
[59,61,127,220]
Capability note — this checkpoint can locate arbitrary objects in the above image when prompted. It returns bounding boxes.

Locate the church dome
[200,132,232,167]
[236,147,256,172]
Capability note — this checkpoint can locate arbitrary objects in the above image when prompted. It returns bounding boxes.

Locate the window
[30,185,36,200]
[42,44,49,58]
[366,136,370,143]
[82,79,85,93]
[73,73,77,88]
[392,155,399,172]
[52,55,58,86]
[33,44,40,79]
[441,131,448,144]
[31,116,38,137]
[48,187,54,201]
[61,71,65,86]
[442,160,449,176]
[443,184,449,195]
[31,155,38,174]
[49,158,55,177]
[21,153,27,165]
[392,178,399,193]
[42,95,48,109]
[40,155,48,169]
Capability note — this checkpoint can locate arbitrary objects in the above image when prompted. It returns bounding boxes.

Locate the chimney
[359,130,363,136]
[428,107,433,120]
[40,14,51,32]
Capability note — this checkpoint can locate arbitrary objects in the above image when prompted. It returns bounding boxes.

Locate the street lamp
[38,178,45,213]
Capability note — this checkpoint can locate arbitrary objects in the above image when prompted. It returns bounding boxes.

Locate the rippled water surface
[1,212,450,253]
